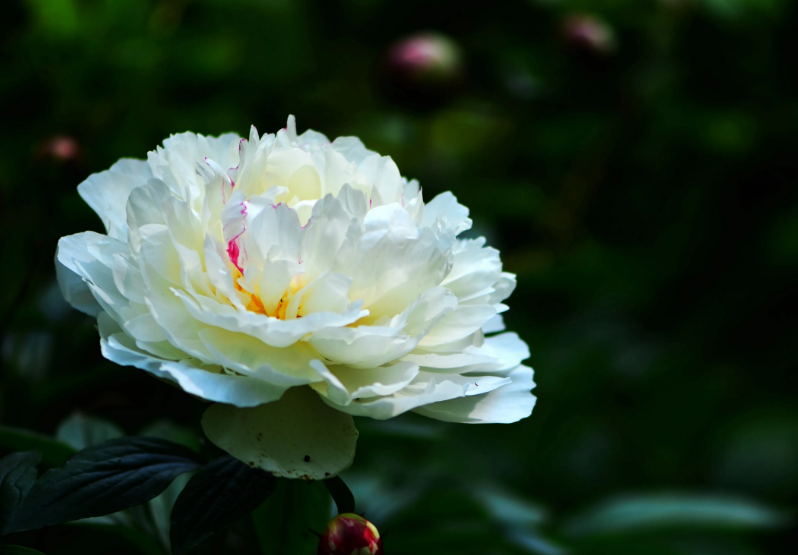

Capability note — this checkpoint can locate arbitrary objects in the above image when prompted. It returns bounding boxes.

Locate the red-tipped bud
[317,513,383,555]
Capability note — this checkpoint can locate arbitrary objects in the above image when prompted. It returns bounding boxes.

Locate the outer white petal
[413,365,536,424]
[309,360,420,406]
[201,386,358,479]
[56,234,103,316]
[197,327,322,385]
[78,159,153,241]
[422,191,472,238]
[482,314,505,334]
[320,370,510,420]
[98,312,285,406]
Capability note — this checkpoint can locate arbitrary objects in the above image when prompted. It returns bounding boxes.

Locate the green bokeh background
[1,0,797,553]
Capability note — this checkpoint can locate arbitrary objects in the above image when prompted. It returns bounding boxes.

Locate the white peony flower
[56,117,535,479]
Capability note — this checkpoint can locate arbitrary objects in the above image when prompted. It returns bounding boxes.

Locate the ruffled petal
[413,365,536,424]
[78,159,153,241]
[98,312,285,406]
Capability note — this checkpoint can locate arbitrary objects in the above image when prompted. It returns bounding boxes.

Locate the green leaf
[3,437,203,534]
[0,426,75,467]
[170,455,276,554]
[323,476,355,514]
[252,480,331,554]
[0,547,46,555]
[564,493,789,538]
[0,451,41,533]
[56,412,124,450]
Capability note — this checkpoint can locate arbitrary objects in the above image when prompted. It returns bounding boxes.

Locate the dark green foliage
[324,476,356,515]
[1,0,797,552]
[3,438,202,534]
[0,452,40,533]
[252,480,331,554]
[0,547,46,555]
[169,455,276,554]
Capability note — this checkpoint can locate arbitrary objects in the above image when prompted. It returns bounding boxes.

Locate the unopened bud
[37,135,83,165]
[560,13,616,57]
[383,32,464,107]
[317,513,383,555]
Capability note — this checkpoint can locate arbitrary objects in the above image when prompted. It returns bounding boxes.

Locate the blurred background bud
[36,135,84,167]
[317,513,383,555]
[382,32,465,108]
[560,13,616,58]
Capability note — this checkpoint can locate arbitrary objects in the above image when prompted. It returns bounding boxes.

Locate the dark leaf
[0,547,46,555]
[0,426,75,467]
[0,451,41,533]
[3,437,203,534]
[252,480,331,554]
[324,476,355,514]
[169,455,276,555]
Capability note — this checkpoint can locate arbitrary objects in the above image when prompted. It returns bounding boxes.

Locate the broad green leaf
[0,426,75,467]
[56,412,124,450]
[3,437,203,534]
[324,476,355,514]
[0,451,41,533]
[0,547,46,555]
[252,480,331,554]
[170,455,276,554]
[564,493,789,538]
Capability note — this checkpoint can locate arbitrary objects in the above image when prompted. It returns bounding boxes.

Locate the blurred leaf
[3,437,203,534]
[252,480,331,554]
[170,455,276,554]
[472,485,547,528]
[0,547,46,555]
[506,529,567,555]
[564,493,789,538]
[0,451,41,533]
[56,412,124,450]
[26,0,79,38]
[148,473,191,549]
[138,420,201,453]
[0,427,75,467]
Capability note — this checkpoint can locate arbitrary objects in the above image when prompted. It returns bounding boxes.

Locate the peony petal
[413,365,536,424]
[309,360,420,405]
[201,386,358,479]
[78,159,153,241]
[98,312,285,406]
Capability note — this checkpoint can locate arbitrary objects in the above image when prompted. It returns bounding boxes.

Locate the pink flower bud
[382,32,465,106]
[560,13,616,57]
[38,135,83,165]
[317,513,383,555]
[386,32,463,86]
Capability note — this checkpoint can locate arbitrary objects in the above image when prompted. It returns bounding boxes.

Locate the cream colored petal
[201,386,358,479]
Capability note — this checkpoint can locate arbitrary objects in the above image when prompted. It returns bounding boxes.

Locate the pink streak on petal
[227,232,245,273]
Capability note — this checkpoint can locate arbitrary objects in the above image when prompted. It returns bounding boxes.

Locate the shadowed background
[1,0,797,553]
